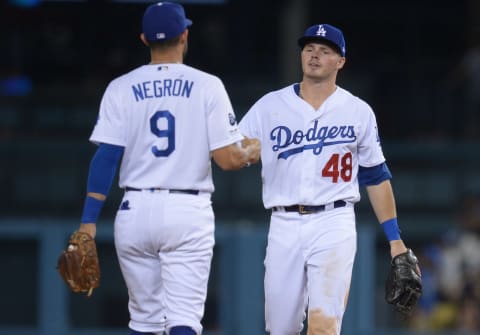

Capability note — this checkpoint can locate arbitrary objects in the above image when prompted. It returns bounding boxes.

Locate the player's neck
[149,49,184,65]
[299,80,337,110]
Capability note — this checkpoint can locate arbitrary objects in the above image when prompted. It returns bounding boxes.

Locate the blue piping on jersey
[293,83,301,96]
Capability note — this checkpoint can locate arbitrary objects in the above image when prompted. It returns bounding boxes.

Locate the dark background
[1,0,477,139]
[0,0,478,220]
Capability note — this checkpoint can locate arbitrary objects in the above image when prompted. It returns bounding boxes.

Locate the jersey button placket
[300,118,317,201]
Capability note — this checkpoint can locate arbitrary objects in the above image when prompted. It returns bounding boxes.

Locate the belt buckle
[298,205,312,215]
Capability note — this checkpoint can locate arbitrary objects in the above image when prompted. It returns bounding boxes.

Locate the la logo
[316,25,327,36]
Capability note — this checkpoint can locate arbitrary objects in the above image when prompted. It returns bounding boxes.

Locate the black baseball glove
[385,249,422,316]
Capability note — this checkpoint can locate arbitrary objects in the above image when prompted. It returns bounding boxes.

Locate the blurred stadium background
[1,0,479,334]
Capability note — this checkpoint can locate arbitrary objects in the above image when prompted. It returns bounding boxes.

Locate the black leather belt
[273,200,347,214]
[125,187,199,195]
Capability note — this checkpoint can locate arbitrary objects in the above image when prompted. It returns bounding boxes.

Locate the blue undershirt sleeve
[358,162,392,187]
[86,143,124,195]
[80,143,124,223]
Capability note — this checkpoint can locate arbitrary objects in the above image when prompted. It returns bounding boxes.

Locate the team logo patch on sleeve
[228,113,237,126]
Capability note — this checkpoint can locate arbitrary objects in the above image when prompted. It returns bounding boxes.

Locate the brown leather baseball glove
[57,231,100,297]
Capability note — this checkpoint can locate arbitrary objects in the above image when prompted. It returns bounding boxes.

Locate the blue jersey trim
[293,83,301,97]
[358,162,392,186]
[86,143,124,195]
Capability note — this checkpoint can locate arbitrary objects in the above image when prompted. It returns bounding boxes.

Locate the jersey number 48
[322,152,352,182]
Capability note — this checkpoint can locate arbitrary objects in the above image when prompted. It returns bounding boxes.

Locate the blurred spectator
[445,31,480,139]
[410,193,480,331]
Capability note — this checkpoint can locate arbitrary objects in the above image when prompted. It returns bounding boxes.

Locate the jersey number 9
[150,110,175,157]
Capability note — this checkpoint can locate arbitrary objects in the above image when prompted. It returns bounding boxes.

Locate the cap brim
[298,36,343,56]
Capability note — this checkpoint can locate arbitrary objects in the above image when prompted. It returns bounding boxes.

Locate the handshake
[212,136,260,171]
[240,137,261,167]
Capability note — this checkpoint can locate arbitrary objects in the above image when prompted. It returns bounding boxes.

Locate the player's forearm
[389,240,408,257]
[213,146,249,170]
[366,180,408,256]
[366,179,397,223]
[81,192,106,232]
[87,192,107,201]
[79,144,123,234]
[80,195,105,232]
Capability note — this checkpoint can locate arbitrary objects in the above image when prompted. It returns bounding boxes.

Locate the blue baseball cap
[142,2,192,42]
[298,24,346,56]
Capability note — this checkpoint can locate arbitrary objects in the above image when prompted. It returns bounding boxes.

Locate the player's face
[301,42,345,81]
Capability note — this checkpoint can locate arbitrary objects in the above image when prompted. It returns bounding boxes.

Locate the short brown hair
[148,35,182,52]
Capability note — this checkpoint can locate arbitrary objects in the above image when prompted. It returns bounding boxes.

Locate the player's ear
[179,29,189,44]
[337,56,346,70]
[140,33,149,47]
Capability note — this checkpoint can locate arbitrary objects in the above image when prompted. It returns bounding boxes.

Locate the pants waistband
[272,200,347,215]
[125,187,199,195]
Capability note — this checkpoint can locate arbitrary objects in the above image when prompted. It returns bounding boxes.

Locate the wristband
[80,196,105,223]
[382,217,401,241]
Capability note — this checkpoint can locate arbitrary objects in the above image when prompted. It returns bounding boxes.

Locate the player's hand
[241,137,257,147]
[389,240,421,276]
[78,223,97,239]
[241,137,261,165]
[212,139,260,170]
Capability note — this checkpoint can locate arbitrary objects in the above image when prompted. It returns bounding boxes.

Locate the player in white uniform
[73,3,260,335]
[239,24,420,334]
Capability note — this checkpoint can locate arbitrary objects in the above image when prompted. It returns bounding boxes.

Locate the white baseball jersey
[239,84,385,208]
[90,63,243,192]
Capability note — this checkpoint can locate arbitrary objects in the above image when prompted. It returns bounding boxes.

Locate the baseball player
[74,2,260,335]
[239,24,420,334]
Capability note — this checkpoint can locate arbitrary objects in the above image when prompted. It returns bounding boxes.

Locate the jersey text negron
[132,78,194,101]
